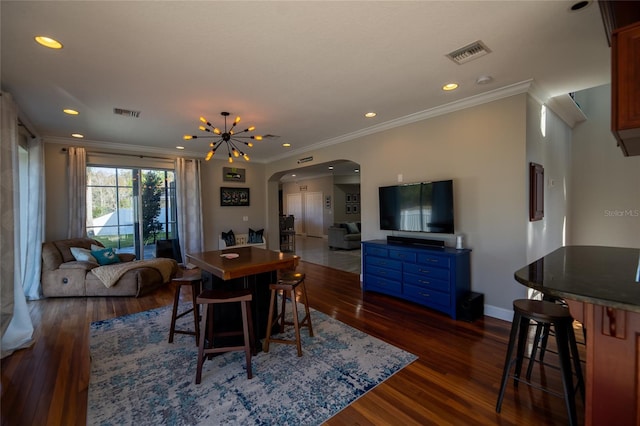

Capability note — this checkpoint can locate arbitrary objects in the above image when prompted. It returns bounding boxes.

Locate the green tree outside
[142,171,164,243]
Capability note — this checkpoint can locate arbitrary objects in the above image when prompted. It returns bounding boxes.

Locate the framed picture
[223,167,246,182]
[529,162,544,221]
[220,187,250,206]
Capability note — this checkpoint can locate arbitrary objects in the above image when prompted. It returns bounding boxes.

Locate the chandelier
[183,111,262,162]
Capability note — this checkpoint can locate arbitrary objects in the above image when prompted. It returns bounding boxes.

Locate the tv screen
[379,180,454,234]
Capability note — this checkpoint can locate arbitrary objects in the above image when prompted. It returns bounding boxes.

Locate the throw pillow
[70,247,98,263]
[248,228,264,244]
[346,222,360,234]
[222,230,236,247]
[91,247,121,266]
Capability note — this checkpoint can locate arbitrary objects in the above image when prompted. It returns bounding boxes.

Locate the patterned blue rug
[87,302,416,425]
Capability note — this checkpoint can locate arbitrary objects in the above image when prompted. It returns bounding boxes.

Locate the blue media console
[362,239,471,320]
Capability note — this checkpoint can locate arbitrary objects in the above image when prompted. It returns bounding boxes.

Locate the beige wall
[266,94,529,317]
[570,84,640,247]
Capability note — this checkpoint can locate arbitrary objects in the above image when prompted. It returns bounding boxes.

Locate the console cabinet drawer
[404,263,450,281]
[404,272,450,292]
[389,250,416,263]
[365,264,402,281]
[364,246,389,258]
[417,253,450,268]
[365,274,402,295]
[404,284,450,309]
[365,256,402,271]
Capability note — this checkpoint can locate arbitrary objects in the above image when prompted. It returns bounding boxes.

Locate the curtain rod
[17,118,36,139]
[61,147,194,162]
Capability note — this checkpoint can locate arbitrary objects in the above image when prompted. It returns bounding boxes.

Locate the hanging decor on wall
[183,112,262,162]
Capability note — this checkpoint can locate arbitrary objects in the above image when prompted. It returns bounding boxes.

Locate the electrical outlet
[243,216,248,221]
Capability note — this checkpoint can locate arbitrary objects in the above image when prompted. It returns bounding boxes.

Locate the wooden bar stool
[263,271,313,357]
[168,272,202,345]
[496,299,585,426]
[195,289,254,384]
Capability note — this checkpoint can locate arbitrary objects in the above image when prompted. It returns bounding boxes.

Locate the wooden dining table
[186,246,299,351]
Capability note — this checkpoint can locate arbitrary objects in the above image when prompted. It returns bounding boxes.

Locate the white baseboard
[484,304,512,322]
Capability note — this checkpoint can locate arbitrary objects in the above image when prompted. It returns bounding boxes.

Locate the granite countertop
[515,245,640,313]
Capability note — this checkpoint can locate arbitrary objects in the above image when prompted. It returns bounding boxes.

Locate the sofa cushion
[54,238,102,263]
[91,247,121,266]
[70,247,97,263]
[345,222,360,234]
[248,228,264,244]
[222,230,236,247]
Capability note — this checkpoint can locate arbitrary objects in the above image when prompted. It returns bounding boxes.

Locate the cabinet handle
[419,269,430,274]
[419,292,430,297]
[419,280,431,285]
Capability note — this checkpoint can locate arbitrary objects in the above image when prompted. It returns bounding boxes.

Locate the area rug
[87,301,417,425]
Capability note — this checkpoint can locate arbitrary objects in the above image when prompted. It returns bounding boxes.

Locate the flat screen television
[379,180,454,234]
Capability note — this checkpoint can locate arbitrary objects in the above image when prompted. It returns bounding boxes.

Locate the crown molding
[266,80,535,162]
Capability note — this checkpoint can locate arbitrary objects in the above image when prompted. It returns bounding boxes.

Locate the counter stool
[195,289,254,384]
[263,271,313,357]
[496,299,585,426]
[525,295,586,382]
[168,272,202,345]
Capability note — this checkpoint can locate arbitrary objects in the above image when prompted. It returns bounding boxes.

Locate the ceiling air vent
[446,40,491,65]
[262,134,280,139]
[113,108,141,118]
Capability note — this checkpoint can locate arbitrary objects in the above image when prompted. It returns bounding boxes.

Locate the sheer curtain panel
[0,92,34,358]
[67,146,86,238]
[175,158,204,263]
[23,137,45,300]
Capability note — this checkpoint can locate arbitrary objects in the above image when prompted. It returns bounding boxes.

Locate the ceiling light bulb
[283,143,291,147]
[248,126,255,132]
[205,151,214,161]
[234,116,241,124]
[34,36,63,49]
[253,135,263,141]
[71,133,84,138]
[365,112,377,118]
[63,109,79,115]
[243,154,250,161]
[442,83,459,91]
[183,135,193,140]
[176,146,185,150]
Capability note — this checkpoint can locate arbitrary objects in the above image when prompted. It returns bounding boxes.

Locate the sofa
[219,229,267,250]
[41,238,178,297]
[328,222,361,250]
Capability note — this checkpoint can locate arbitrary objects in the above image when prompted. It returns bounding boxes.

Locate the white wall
[526,96,572,264]
[569,84,640,247]
[266,94,530,317]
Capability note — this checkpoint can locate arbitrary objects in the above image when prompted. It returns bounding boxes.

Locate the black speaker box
[457,292,484,322]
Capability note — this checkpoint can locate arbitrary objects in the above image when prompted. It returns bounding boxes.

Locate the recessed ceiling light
[570,1,590,11]
[291,174,296,177]
[442,83,459,91]
[71,133,84,138]
[34,36,63,49]
[364,112,377,118]
[282,143,291,147]
[176,146,185,150]
[63,109,79,115]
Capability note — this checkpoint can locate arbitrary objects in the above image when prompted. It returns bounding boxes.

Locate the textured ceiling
[2,1,610,167]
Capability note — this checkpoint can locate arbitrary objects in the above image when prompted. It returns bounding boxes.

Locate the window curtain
[1,92,34,358]
[23,137,45,300]
[175,158,204,263]
[67,146,86,238]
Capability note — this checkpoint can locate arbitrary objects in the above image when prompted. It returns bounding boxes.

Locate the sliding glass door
[86,166,176,259]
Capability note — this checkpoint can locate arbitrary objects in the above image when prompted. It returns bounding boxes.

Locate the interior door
[304,191,323,237]
[286,193,302,234]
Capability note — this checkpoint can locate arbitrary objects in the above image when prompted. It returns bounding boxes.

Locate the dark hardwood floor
[1,262,583,425]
